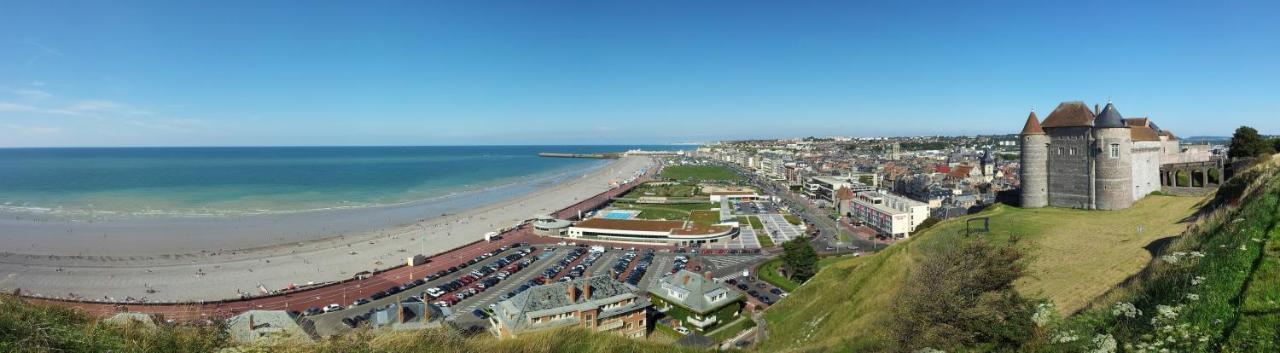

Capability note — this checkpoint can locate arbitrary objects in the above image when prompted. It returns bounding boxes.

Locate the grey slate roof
[649,269,743,314]
[1094,102,1127,128]
[493,276,648,335]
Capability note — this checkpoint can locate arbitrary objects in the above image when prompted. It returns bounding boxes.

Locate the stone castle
[1019,101,1203,210]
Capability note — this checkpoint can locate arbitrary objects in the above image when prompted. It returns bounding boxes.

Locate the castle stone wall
[1046,127,1092,209]
[1132,140,1162,201]
[1020,134,1050,208]
[1093,128,1133,210]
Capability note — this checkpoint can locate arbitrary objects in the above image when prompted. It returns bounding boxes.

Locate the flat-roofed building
[648,270,745,332]
[805,175,873,203]
[489,276,649,339]
[845,191,930,238]
[564,218,738,246]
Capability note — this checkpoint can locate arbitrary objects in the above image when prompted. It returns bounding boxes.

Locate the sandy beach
[0,156,652,302]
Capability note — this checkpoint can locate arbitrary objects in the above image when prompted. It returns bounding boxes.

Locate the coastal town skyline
[2,1,1278,147]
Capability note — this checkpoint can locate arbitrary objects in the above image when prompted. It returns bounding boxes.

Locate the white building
[845,191,930,238]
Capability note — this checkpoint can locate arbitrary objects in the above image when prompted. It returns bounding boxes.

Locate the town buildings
[489,276,649,339]
[648,270,745,332]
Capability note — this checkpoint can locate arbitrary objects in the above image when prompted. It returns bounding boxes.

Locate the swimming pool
[603,210,639,220]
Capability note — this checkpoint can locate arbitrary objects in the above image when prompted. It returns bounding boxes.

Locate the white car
[322,303,343,313]
[675,327,691,335]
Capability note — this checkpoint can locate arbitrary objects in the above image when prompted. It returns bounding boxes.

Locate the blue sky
[1,0,1278,147]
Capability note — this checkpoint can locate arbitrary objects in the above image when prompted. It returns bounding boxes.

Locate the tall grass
[1035,159,1280,352]
[1,294,715,353]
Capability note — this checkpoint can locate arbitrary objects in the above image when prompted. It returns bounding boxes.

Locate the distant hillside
[1181,135,1231,144]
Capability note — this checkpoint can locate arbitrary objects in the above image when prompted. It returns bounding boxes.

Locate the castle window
[1110,144,1120,158]
[1058,147,1065,155]
[1069,148,1076,156]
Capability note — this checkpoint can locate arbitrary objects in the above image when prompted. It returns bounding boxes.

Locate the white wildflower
[1239,244,1248,251]
[1189,251,1205,258]
[1089,334,1118,353]
[1112,302,1142,318]
[1032,302,1057,327]
[1191,276,1206,285]
[1186,293,1200,301]
[1053,330,1080,343]
[914,348,946,353]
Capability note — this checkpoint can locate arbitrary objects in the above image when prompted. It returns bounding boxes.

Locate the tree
[780,238,818,282]
[1228,126,1273,159]
[889,237,1034,352]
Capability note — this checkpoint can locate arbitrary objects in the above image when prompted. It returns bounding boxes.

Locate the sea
[0,145,683,220]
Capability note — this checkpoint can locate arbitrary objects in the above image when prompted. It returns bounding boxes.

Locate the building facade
[843,191,930,238]
[563,218,739,246]
[1019,101,1202,210]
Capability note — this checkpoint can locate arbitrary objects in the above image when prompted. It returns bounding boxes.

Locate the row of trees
[1228,126,1280,159]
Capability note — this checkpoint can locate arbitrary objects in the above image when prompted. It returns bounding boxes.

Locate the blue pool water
[603,210,637,219]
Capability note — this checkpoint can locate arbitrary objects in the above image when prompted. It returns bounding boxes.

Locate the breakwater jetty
[537,152,621,159]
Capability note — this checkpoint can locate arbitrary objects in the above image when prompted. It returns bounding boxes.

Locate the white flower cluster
[1125,312,1212,353]
[1151,304,1180,325]
[1239,244,1248,251]
[1188,251,1205,258]
[1032,302,1057,327]
[1191,276,1206,285]
[1112,302,1142,318]
[914,348,945,353]
[1089,334,1118,353]
[1052,330,1079,343]
[1185,293,1200,301]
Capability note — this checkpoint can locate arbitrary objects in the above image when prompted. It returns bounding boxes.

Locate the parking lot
[307,246,718,335]
[707,226,761,250]
[757,213,804,243]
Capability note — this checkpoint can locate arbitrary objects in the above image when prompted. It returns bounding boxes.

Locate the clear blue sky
[2,0,1277,147]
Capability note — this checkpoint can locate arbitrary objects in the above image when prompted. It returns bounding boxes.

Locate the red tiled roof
[1041,101,1095,128]
[1020,111,1044,135]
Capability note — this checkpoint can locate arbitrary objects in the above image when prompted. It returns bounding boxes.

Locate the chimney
[583,284,593,300]
[704,271,712,281]
[683,274,690,286]
[1094,103,1100,115]
[567,284,578,302]
[249,314,255,330]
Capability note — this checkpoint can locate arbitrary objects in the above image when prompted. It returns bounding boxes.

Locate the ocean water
[0,145,677,219]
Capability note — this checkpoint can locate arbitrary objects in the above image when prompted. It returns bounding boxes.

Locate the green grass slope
[761,195,1205,352]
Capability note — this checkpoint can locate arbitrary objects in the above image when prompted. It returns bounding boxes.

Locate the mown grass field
[614,202,716,222]
[690,210,720,226]
[761,194,1206,352]
[620,183,702,199]
[660,165,742,182]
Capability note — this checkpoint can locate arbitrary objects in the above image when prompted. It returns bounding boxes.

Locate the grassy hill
[659,165,742,182]
[760,195,1207,352]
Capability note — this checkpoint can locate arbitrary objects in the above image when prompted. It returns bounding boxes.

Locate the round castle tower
[1019,111,1049,208]
[1092,102,1133,210]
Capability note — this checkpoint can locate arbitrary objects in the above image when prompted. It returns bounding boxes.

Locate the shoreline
[0,156,653,302]
[0,159,608,258]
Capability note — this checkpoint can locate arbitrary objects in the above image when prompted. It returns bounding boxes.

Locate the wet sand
[0,156,652,302]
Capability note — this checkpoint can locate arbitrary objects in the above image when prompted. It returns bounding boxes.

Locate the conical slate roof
[1094,102,1127,128]
[1020,111,1044,135]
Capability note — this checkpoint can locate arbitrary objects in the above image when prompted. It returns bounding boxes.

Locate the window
[1109,144,1120,158]
[1058,147,1065,155]
[1069,148,1076,156]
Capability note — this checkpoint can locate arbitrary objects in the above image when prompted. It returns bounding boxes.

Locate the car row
[427,247,538,308]
[622,251,655,286]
